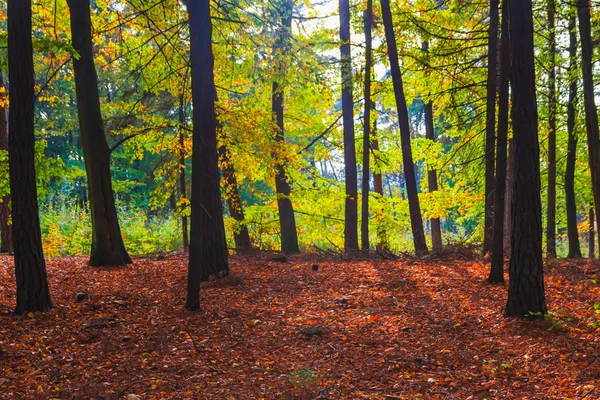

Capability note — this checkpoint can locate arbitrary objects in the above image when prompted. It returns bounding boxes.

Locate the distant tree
[546,0,557,259]
[361,0,373,251]
[565,15,582,258]
[178,96,189,252]
[505,0,547,317]
[272,0,300,254]
[186,0,230,311]
[0,72,12,254]
[380,0,428,256]
[483,0,499,256]
[8,0,52,313]
[67,0,132,266]
[340,0,359,251]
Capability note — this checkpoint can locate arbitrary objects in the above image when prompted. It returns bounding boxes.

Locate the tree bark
[504,138,514,256]
[186,0,230,310]
[361,0,373,251]
[272,0,300,254]
[590,207,595,258]
[8,0,52,314]
[178,99,189,252]
[577,0,600,257]
[219,143,252,251]
[488,0,509,283]
[483,0,499,256]
[340,0,359,251]
[566,15,582,258]
[67,0,132,266]
[505,0,547,317]
[380,0,428,256]
[546,0,557,258]
[0,72,12,254]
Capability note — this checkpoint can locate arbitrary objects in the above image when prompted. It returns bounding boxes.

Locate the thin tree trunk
[372,124,387,252]
[505,0,547,318]
[590,207,595,258]
[186,0,230,310]
[422,41,442,254]
[489,0,509,283]
[219,143,252,251]
[340,0,359,251]
[8,0,52,314]
[566,15,582,258]
[0,72,12,253]
[361,0,373,251]
[483,0,500,256]
[546,0,557,258]
[504,138,514,256]
[577,0,600,257]
[67,0,132,266]
[178,99,189,252]
[380,0,428,256]
[273,0,300,254]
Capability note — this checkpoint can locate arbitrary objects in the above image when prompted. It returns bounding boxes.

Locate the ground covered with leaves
[0,252,599,399]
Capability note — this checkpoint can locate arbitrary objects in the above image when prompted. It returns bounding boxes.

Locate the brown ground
[0,252,599,399]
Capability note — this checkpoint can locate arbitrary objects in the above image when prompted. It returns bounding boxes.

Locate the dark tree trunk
[178,99,189,252]
[361,0,373,251]
[483,0,499,256]
[504,138,514,256]
[505,0,547,318]
[372,131,388,252]
[422,41,442,254]
[566,15,582,259]
[340,0,359,251]
[0,72,12,254]
[219,143,252,251]
[380,0,428,256]
[546,0,557,258]
[186,0,230,310]
[578,0,600,256]
[67,0,131,266]
[590,207,595,258]
[488,0,509,283]
[8,0,52,314]
[273,0,299,254]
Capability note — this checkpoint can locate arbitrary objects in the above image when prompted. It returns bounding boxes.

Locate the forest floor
[0,251,599,399]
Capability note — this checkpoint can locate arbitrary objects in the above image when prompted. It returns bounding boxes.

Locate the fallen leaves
[0,254,598,398]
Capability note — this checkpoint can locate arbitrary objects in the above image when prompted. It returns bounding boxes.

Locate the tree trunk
[504,138,514,256]
[577,0,600,257]
[590,207,595,258]
[0,72,12,254]
[178,99,189,252]
[372,127,387,252]
[483,0,499,256]
[219,143,252,251]
[8,0,52,314]
[67,0,132,266]
[566,15,582,258]
[380,0,428,256]
[361,0,373,252]
[186,0,230,310]
[422,41,442,254]
[340,0,359,251]
[505,0,547,318]
[488,0,509,283]
[546,0,557,258]
[273,0,299,254]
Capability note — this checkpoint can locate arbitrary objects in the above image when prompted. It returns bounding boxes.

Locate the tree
[178,96,189,252]
[8,0,52,313]
[483,0,499,256]
[0,72,12,254]
[505,0,547,317]
[273,0,300,254]
[67,0,132,266]
[488,0,509,283]
[361,0,373,251]
[340,0,359,251]
[186,0,230,311]
[380,0,428,256]
[565,15,582,259]
[546,0,557,258]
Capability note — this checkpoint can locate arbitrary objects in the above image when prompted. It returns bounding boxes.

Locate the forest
[1,0,600,398]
